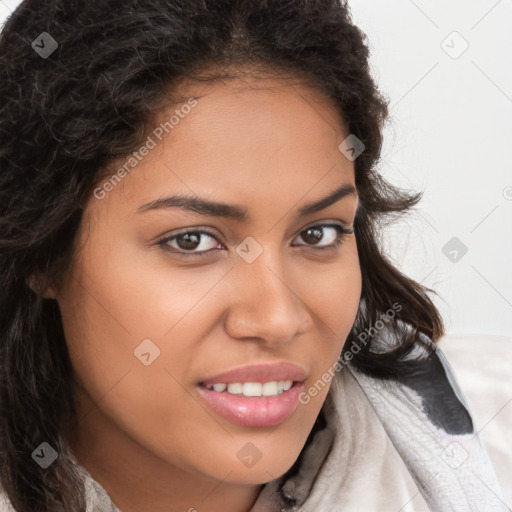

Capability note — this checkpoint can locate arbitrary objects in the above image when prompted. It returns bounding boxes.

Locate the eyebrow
[137,182,357,221]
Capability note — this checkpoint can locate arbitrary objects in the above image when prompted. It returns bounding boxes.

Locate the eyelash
[157,223,354,258]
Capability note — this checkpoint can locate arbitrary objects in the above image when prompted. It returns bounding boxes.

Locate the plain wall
[347,0,512,337]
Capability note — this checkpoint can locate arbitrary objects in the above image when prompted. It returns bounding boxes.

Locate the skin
[48,74,362,512]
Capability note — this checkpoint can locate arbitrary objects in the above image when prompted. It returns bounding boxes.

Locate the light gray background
[348,0,512,337]
[1,0,511,336]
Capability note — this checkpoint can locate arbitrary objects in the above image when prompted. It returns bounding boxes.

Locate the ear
[26,273,58,299]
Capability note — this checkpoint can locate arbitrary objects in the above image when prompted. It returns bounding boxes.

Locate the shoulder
[0,487,16,511]
[437,333,512,401]
[437,333,512,508]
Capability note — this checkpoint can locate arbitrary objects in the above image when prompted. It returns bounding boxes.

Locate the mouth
[196,362,307,427]
[201,379,295,397]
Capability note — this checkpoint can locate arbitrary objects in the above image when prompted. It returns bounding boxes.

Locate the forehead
[159,73,345,150]
[88,75,354,221]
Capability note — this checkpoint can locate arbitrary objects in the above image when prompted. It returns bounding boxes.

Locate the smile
[196,362,308,427]
[202,380,294,397]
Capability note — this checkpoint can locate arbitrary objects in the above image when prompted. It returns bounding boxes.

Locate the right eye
[157,229,223,257]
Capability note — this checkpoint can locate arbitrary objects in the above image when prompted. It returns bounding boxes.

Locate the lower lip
[197,382,305,427]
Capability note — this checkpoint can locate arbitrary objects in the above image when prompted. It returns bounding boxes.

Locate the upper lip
[199,362,307,386]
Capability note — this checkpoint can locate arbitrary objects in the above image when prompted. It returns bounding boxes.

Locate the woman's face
[55,75,361,504]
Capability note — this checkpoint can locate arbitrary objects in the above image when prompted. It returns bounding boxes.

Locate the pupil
[303,227,322,245]
[178,232,200,250]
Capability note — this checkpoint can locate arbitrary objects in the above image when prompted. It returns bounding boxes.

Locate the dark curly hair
[0,0,444,510]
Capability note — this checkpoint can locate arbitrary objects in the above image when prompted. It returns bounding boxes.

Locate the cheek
[297,242,361,406]
[58,272,215,474]
[301,239,361,339]
[56,236,210,453]
[329,239,361,325]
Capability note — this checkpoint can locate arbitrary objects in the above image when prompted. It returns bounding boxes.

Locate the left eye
[294,224,351,248]
[158,223,353,256]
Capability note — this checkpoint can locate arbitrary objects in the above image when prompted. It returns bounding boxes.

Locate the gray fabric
[348,347,508,511]
[251,333,508,511]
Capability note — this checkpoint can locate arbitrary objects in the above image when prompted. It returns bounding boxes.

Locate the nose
[223,249,313,346]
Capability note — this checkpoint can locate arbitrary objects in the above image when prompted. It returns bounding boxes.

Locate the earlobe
[26,273,58,299]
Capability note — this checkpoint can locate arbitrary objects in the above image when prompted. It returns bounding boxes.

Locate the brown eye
[157,223,353,258]
[301,226,325,245]
[294,223,352,249]
[158,229,221,255]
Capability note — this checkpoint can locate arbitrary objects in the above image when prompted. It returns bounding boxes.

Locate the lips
[197,362,307,427]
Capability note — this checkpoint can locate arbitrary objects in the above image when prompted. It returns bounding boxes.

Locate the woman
[0,0,507,511]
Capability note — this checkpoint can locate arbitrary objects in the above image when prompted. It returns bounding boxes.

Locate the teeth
[227,383,243,394]
[262,381,278,395]
[242,382,262,397]
[205,380,293,397]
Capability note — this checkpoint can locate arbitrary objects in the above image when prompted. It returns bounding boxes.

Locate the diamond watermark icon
[338,134,365,161]
[134,338,161,366]
[236,442,262,468]
[31,32,58,59]
[442,237,468,263]
[441,441,468,469]
[441,31,469,60]
[236,236,263,264]
[32,442,58,469]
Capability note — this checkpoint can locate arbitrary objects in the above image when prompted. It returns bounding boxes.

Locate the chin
[223,449,301,485]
